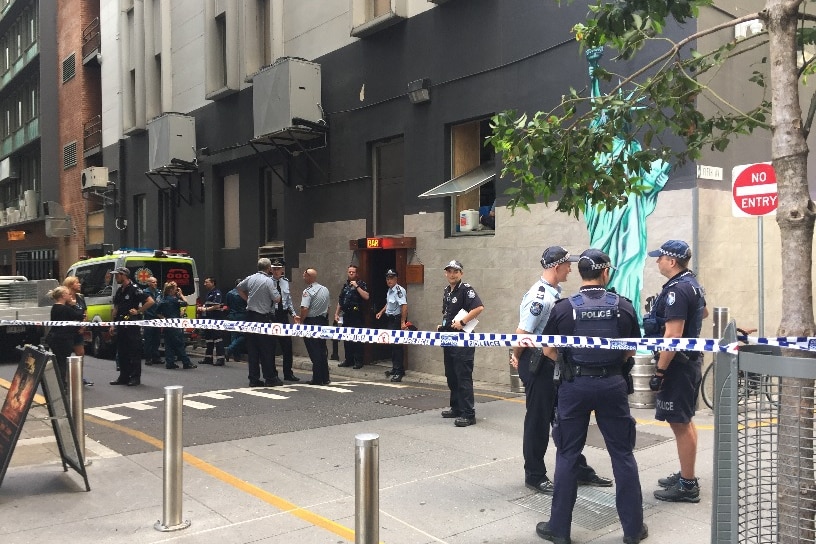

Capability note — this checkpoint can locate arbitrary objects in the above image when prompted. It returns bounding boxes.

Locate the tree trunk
[767,1,816,542]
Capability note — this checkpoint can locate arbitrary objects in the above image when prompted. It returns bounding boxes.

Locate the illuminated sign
[7,231,25,241]
[366,238,381,249]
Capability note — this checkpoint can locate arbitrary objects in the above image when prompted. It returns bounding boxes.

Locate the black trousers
[443,345,475,418]
[384,314,404,374]
[518,349,600,486]
[246,310,277,381]
[115,325,143,380]
[341,309,365,366]
[271,312,294,375]
[304,315,329,383]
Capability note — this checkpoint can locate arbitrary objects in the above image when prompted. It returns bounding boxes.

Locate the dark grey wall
[101,0,696,283]
[39,0,59,204]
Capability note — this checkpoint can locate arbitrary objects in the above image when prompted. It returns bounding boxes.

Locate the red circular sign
[732,163,777,216]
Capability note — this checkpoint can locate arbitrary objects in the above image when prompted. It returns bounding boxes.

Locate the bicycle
[700,327,780,409]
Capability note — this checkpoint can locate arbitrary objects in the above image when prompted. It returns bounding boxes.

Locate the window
[63,141,78,169]
[350,0,407,38]
[223,174,239,248]
[159,189,175,249]
[417,117,496,235]
[264,167,284,244]
[133,194,147,247]
[373,138,404,235]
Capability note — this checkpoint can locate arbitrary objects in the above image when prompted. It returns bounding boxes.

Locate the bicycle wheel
[762,374,780,408]
[701,361,715,409]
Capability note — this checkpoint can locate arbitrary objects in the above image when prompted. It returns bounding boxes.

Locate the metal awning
[417,161,495,199]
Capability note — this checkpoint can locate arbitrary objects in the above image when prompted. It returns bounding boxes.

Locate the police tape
[3,318,816,353]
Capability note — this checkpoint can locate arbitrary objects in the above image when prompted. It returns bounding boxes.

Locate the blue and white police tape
[4,318,816,353]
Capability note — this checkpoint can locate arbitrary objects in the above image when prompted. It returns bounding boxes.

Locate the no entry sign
[732,162,778,217]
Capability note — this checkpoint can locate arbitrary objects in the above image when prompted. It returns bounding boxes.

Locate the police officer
[375,269,407,382]
[536,249,646,544]
[109,267,155,387]
[238,258,284,387]
[269,258,299,382]
[334,265,369,369]
[198,277,226,366]
[510,246,611,494]
[439,260,484,428]
[142,276,162,366]
[224,278,247,362]
[295,268,331,385]
[644,240,707,503]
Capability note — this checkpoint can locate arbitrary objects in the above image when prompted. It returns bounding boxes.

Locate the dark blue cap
[540,246,579,269]
[577,248,616,272]
[647,240,691,259]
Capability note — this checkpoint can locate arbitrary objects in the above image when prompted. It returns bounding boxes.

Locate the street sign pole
[758,216,764,337]
[732,162,777,336]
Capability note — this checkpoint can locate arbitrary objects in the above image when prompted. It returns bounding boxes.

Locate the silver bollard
[713,307,730,339]
[67,355,91,466]
[355,433,379,544]
[154,385,191,532]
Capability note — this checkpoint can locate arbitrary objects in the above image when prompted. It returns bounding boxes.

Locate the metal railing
[81,18,100,61]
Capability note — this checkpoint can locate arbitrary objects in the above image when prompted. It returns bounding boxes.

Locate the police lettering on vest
[567,291,621,365]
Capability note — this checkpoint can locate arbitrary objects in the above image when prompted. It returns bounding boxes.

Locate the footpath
[0,355,714,544]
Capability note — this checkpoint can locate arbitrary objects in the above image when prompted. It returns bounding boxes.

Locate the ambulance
[65,248,200,357]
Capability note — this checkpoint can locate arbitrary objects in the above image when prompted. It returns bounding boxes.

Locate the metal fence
[713,321,816,543]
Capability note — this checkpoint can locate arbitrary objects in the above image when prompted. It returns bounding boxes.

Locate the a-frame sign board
[0,345,90,490]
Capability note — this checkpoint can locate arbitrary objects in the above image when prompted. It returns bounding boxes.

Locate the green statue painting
[584,47,671,318]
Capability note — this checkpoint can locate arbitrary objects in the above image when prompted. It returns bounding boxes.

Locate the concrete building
[95,0,795,387]
[0,0,103,278]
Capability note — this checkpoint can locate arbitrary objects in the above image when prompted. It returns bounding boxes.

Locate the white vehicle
[0,275,59,356]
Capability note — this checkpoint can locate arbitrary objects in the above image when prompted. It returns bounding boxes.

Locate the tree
[489,1,815,541]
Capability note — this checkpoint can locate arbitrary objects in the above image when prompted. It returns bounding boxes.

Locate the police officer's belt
[344,305,361,312]
[572,364,622,377]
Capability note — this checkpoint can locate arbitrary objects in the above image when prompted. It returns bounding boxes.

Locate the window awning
[417,161,495,199]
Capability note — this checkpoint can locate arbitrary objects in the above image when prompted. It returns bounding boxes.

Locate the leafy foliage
[489,0,774,217]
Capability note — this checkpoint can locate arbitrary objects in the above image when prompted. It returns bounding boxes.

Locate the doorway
[352,238,415,365]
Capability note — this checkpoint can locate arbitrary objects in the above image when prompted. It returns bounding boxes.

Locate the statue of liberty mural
[583,47,671,318]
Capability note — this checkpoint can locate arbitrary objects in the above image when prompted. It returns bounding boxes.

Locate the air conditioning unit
[0,157,19,182]
[253,57,322,139]
[81,166,109,190]
[147,113,196,171]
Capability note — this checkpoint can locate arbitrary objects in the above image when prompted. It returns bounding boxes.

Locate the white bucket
[459,209,479,232]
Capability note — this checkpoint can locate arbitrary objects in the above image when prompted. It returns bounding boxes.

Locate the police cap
[647,240,691,260]
[577,248,616,272]
[540,246,579,269]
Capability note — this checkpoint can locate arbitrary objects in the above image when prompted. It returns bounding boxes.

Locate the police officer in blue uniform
[375,269,408,382]
[198,277,226,366]
[109,267,155,387]
[536,249,647,544]
[439,260,484,427]
[270,258,300,381]
[334,265,369,369]
[644,240,707,503]
[511,246,611,494]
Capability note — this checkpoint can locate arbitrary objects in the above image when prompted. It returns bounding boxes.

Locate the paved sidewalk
[0,360,714,543]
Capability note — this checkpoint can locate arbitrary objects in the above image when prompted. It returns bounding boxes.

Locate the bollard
[713,307,729,339]
[154,385,191,532]
[67,355,91,466]
[355,433,379,544]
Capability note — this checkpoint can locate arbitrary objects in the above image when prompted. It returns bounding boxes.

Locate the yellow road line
[85,415,357,542]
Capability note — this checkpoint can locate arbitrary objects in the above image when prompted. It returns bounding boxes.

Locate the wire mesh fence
[725,349,816,544]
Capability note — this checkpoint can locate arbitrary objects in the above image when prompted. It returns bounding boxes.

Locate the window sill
[350,11,405,38]
[205,86,238,101]
[452,228,494,237]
